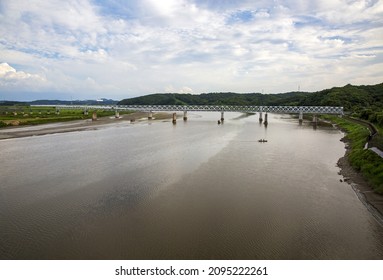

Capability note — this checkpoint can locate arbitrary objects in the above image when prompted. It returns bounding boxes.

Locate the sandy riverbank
[0,112,171,140]
[337,136,383,224]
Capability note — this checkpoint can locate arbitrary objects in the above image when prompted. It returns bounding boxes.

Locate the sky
[0,0,382,101]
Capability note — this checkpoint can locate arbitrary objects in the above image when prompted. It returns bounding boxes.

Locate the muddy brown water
[1,113,382,259]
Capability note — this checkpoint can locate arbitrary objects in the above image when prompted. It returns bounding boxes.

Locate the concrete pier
[299,111,303,125]
[259,111,263,122]
[264,113,268,126]
[172,113,177,124]
[221,111,224,122]
[92,111,97,121]
[183,111,187,121]
[313,114,318,129]
[148,111,153,120]
[115,110,120,118]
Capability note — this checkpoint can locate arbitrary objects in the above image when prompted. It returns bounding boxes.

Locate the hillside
[118,83,383,110]
[28,98,118,106]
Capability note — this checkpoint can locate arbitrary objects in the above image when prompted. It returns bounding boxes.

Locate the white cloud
[0,63,17,76]
[0,62,46,86]
[0,0,382,100]
[165,85,194,93]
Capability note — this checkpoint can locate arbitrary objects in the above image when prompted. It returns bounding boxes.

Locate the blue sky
[0,0,382,101]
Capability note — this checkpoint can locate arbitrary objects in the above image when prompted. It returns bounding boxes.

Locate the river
[1,112,382,259]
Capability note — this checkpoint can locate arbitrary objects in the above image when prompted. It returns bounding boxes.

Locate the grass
[325,115,383,194]
[0,106,133,127]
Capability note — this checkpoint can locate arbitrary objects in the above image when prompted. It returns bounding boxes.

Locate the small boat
[258,139,268,143]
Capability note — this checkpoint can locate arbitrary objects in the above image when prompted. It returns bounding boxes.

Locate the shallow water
[1,112,382,259]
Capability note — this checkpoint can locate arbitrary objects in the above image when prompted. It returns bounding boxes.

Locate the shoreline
[0,111,171,140]
[337,132,383,225]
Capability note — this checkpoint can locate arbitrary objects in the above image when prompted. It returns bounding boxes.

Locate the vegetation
[119,83,381,105]
[0,106,132,127]
[326,116,383,194]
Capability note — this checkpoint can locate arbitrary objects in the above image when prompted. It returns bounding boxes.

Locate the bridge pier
[259,111,263,123]
[172,113,177,124]
[313,114,318,129]
[148,111,153,120]
[92,111,97,121]
[221,111,224,122]
[115,110,120,118]
[183,111,187,121]
[299,111,303,125]
[264,113,268,126]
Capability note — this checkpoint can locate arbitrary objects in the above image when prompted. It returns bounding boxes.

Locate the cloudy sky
[0,0,382,101]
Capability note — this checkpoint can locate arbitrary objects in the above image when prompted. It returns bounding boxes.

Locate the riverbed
[1,112,382,259]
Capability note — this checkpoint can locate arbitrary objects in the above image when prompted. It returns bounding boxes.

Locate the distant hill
[0,101,29,106]
[118,83,383,112]
[28,98,118,106]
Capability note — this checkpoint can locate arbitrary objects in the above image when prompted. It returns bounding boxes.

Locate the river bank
[332,118,383,224]
[0,111,171,140]
[337,138,383,223]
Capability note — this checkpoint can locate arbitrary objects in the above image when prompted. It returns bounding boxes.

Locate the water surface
[1,113,382,259]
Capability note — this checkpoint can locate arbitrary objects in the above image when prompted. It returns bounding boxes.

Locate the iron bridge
[47,105,344,115]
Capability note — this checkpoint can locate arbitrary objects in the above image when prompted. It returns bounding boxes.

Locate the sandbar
[0,112,171,140]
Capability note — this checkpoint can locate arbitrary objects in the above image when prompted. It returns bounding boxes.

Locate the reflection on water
[1,113,382,259]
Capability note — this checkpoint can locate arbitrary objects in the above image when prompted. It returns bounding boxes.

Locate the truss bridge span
[116,105,343,114]
[47,104,343,115]
[32,104,343,125]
